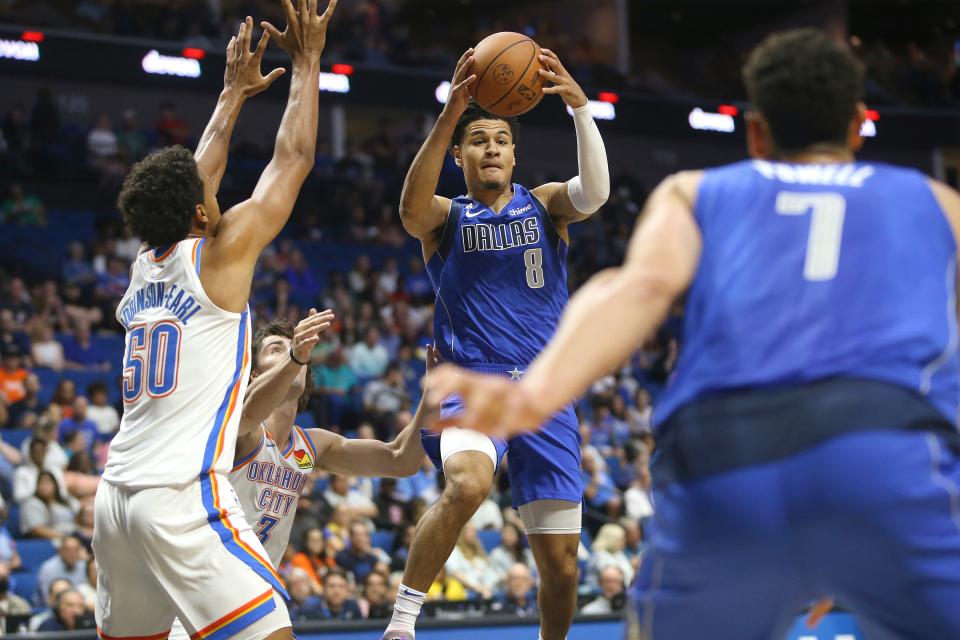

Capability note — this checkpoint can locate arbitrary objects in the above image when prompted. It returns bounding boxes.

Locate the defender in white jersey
[168,313,430,640]
[94,3,338,640]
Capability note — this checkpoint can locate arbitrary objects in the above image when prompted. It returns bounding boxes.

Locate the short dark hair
[323,568,348,586]
[742,28,864,153]
[117,146,203,248]
[451,103,519,150]
[251,319,312,412]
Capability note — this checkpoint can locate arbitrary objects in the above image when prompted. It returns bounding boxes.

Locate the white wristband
[567,104,610,214]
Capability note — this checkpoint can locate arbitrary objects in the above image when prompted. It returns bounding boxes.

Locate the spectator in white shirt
[84,382,119,438]
[488,522,535,585]
[19,424,69,472]
[586,524,635,587]
[34,535,86,606]
[469,497,504,531]
[445,523,500,599]
[349,328,389,379]
[20,470,76,541]
[363,365,406,416]
[30,323,64,370]
[580,566,626,615]
[14,439,67,504]
[323,474,377,521]
[624,445,654,521]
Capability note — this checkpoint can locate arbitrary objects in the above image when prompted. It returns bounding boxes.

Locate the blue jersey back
[426,184,568,366]
[657,159,959,424]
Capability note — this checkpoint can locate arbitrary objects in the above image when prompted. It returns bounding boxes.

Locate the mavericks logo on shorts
[293,449,313,470]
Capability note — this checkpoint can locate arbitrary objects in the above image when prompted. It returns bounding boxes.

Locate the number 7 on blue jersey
[776,191,847,281]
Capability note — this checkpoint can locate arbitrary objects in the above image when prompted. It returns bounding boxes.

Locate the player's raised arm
[428,172,703,436]
[194,17,286,195]
[203,0,336,310]
[399,49,476,251]
[237,308,334,443]
[310,345,440,477]
[531,49,610,228]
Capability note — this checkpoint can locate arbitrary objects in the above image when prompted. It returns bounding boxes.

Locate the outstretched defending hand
[292,308,335,364]
[262,0,338,62]
[224,16,286,97]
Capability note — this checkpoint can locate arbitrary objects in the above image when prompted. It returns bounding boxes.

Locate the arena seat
[6,503,21,537]
[17,539,56,571]
[478,529,501,553]
[2,429,33,451]
[12,570,37,602]
[371,530,395,554]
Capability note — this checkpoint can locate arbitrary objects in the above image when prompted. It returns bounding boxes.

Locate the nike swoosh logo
[464,209,483,218]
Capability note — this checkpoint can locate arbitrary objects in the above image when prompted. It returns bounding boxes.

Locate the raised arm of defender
[237,308,335,441]
[399,49,476,255]
[531,49,610,228]
[202,0,337,313]
[194,16,286,194]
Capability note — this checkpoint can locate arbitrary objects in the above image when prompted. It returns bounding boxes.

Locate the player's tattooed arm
[194,17,285,195]
[399,49,476,255]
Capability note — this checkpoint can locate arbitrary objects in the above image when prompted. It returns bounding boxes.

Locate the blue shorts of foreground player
[629,383,960,640]
[421,363,583,509]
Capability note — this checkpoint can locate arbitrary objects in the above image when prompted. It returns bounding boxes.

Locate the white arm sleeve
[566,104,610,214]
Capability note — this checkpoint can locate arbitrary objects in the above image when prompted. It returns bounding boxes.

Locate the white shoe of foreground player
[381,631,414,640]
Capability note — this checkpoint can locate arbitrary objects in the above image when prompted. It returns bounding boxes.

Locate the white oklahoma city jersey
[230,425,317,565]
[104,237,252,489]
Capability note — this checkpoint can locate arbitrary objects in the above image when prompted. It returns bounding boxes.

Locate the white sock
[387,583,426,634]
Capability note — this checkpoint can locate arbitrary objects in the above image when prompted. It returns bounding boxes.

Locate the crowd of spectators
[0,146,664,633]
[0,14,674,627]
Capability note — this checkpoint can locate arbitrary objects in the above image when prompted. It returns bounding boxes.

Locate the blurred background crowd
[0,0,958,634]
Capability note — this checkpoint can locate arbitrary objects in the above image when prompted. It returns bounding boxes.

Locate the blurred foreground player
[383,47,609,640]
[429,29,960,640]
[93,2,337,639]
[167,312,432,640]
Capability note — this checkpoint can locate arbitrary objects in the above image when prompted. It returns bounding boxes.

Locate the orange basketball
[468,32,546,117]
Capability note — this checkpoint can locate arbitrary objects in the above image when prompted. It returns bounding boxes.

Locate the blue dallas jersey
[426,183,569,366]
[656,159,960,425]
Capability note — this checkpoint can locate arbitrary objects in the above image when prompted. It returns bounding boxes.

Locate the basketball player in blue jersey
[382,48,609,640]
[429,29,960,640]
[95,3,339,639]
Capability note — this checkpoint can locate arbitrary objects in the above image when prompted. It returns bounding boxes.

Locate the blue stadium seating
[12,570,36,602]
[7,503,21,538]
[3,429,33,451]
[295,413,317,429]
[478,529,501,553]
[17,539,56,571]
[371,530,395,554]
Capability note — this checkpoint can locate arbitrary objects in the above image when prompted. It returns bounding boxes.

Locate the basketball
[469,31,546,117]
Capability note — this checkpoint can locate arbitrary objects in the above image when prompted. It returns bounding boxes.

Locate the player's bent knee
[444,469,493,510]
